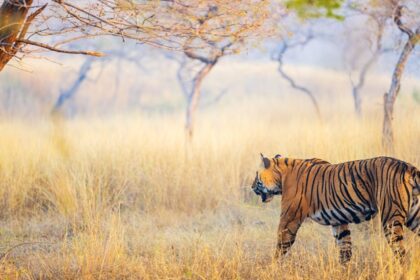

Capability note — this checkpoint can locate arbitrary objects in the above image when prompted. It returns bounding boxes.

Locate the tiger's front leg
[332,224,352,264]
[274,211,304,259]
[383,217,406,261]
[380,186,411,263]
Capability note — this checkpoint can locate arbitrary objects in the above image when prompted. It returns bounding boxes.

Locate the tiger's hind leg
[380,179,412,262]
[332,224,352,264]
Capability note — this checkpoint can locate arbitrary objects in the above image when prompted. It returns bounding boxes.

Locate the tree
[176,49,229,139]
[132,0,275,139]
[286,0,419,152]
[183,44,230,139]
[180,39,234,140]
[382,3,420,152]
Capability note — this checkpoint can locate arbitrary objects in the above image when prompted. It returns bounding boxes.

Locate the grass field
[0,91,418,279]
[0,58,420,279]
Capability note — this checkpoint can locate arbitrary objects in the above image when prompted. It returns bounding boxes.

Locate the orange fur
[252,155,420,264]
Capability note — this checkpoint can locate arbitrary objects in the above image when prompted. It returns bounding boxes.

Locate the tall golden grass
[0,93,418,279]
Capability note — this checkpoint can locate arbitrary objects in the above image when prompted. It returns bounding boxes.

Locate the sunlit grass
[0,95,418,279]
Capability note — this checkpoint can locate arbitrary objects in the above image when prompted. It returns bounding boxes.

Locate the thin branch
[277,60,320,118]
[273,33,322,120]
[16,39,104,57]
[52,0,121,29]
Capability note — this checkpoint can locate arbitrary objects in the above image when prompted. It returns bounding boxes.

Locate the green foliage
[286,0,345,20]
[413,88,420,104]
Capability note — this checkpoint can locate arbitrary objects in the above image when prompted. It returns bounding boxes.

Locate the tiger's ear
[260,153,270,169]
[275,154,282,159]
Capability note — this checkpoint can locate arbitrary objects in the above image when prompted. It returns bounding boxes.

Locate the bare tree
[180,40,233,139]
[272,31,322,120]
[144,0,276,140]
[383,4,420,152]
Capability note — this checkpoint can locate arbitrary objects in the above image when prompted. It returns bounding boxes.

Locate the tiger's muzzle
[252,173,281,203]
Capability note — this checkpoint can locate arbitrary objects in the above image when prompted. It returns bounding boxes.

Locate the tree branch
[52,0,120,29]
[16,39,104,57]
[394,6,414,38]
[273,33,322,120]
[184,47,214,64]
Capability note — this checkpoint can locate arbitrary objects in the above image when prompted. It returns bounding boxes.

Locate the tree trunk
[185,62,215,140]
[0,0,33,71]
[305,90,322,121]
[352,88,362,117]
[382,32,419,152]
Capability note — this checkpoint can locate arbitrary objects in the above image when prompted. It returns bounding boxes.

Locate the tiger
[251,154,420,264]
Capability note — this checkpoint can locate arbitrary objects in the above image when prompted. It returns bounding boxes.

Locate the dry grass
[0,91,418,279]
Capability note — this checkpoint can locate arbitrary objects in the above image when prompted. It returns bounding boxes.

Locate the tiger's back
[283,157,419,227]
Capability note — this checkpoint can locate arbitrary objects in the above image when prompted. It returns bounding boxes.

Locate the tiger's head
[251,153,283,203]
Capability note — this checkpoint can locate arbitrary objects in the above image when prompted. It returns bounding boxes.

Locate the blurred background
[1,23,419,118]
